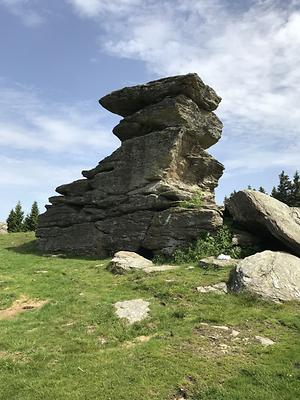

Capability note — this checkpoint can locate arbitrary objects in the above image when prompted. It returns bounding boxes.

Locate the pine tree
[24,201,40,232]
[6,201,24,232]
[292,171,300,207]
[6,208,16,233]
[271,170,293,205]
[14,201,25,232]
[258,186,266,193]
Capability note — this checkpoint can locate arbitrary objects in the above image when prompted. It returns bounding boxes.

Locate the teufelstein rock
[37,73,224,257]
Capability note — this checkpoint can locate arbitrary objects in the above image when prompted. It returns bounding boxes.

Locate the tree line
[6,201,40,233]
[226,170,300,207]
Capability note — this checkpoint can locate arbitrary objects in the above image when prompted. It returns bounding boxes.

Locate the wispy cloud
[0,83,119,154]
[66,0,142,17]
[0,81,120,218]
[0,0,44,27]
[68,0,300,174]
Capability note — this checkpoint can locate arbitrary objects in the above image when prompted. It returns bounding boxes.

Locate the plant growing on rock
[178,191,203,209]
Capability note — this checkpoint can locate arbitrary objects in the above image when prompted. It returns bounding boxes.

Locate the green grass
[0,233,299,399]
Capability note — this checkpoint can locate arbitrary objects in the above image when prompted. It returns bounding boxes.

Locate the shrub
[178,191,203,209]
[169,225,260,264]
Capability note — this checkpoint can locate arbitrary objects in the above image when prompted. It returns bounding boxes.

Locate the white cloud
[0,84,119,154]
[0,0,44,26]
[67,0,300,175]
[67,0,142,17]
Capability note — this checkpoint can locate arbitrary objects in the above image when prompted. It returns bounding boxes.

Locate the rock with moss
[37,73,224,257]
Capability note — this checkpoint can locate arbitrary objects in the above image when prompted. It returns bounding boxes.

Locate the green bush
[178,191,203,208]
[169,225,259,264]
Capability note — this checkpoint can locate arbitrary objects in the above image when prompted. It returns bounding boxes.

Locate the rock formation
[229,251,300,302]
[37,73,224,257]
[226,190,300,256]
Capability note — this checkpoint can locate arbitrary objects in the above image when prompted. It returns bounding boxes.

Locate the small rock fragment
[255,335,275,346]
[196,282,228,294]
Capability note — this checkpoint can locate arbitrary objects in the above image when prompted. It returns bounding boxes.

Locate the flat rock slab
[99,73,221,117]
[199,256,240,269]
[143,265,178,273]
[229,250,300,302]
[255,335,275,346]
[114,299,150,324]
[197,282,228,294]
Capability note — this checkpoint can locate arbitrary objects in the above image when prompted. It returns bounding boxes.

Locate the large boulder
[226,190,300,256]
[229,251,300,302]
[37,73,224,257]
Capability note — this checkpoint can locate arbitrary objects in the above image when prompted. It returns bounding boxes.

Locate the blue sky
[0,0,299,220]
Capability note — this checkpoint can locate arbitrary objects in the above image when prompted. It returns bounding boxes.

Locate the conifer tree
[271,170,293,205]
[6,201,24,232]
[6,208,16,233]
[258,186,266,193]
[24,201,40,232]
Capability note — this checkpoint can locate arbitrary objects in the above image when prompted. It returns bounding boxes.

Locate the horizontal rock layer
[99,73,221,116]
[37,73,224,256]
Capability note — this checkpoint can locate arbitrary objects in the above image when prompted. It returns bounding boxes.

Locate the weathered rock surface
[226,190,300,256]
[108,251,153,274]
[114,299,150,324]
[199,256,240,269]
[229,251,300,302]
[37,73,224,257]
[99,73,221,116]
[0,223,7,234]
[107,251,177,274]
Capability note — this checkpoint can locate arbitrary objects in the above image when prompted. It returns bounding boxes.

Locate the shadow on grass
[6,240,103,261]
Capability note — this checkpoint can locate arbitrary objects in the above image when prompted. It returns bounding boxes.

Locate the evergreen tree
[271,170,293,205]
[6,208,16,233]
[6,201,24,232]
[258,186,266,193]
[292,171,300,207]
[24,201,40,232]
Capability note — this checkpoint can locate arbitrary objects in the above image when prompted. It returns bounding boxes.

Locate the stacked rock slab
[37,73,224,257]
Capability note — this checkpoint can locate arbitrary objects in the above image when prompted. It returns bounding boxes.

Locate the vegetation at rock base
[6,201,39,233]
[163,225,260,264]
[0,233,299,400]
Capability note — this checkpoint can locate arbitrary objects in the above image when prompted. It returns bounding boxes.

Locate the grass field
[0,232,299,399]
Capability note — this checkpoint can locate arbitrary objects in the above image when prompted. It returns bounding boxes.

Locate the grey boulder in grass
[229,251,300,302]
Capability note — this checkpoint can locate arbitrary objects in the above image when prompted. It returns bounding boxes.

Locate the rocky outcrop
[0,223,7,234]
[229,251,300,302]
[37,73,224,257]
[226,190,300,256]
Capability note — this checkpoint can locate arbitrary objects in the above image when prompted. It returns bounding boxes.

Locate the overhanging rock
[37,73,224,257]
